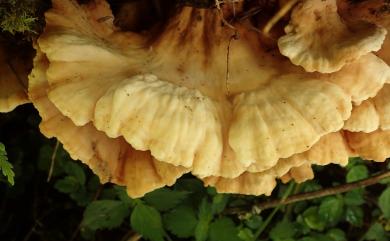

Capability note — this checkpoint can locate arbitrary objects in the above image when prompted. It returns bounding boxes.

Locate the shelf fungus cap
[37,0,355,181]
[28,46,189,198]
[344,100,380,133]
[344,85,390,132]
[326,53,390,104]
[203,132,350,195]
[278,0,387,73]
[280,163,314,184]
[0,45,29,112]
[346,130,390,162]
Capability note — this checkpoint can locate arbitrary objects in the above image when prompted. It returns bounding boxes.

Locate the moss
[0,0,50,37]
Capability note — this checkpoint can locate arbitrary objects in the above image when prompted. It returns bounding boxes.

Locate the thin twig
[262,0,299,35]
[46,140,59,182]
[253,182,295,240]
[229,170,390,215]
[215,0,236,30]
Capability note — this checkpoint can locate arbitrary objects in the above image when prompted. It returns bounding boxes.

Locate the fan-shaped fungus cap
[29,46,188,198]
[346,130,390,162]
[278,0,387,73]
[36,0,354,179]
[344,85,390,132]
[344,100,380,133]
[325,53,390,104]
[280,163,314,184]
[0,44,29,112]
[203,132,350,195]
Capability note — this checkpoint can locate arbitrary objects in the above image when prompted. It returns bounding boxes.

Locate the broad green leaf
[114,186,135,207]
[301,181,322,193]
[244,215,263,229]
[344,189,365,206]
[269,220,296,241]
[211,194,229,215]
[303,207,326,231]
[326,228,347,241]
[195,198,213,241]
[209,217,241,241]
[319,196,344,225]
[70,188,91,207]
[64,161,86,185]
[0,143,14,185]
[131,203,165,241]
[346,157,364,170]
[296,215,311,235]
[144,187,189,211]
[364,223,389,241]
[238,228,254,241]
[163,205,197,238]
[82,200,130,231]
[346,165,368,183]
[378,187,390,219]
[54,176,80,193]
[345,206,364,226]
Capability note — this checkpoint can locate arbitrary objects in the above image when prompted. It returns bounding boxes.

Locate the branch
[229,170,390,215]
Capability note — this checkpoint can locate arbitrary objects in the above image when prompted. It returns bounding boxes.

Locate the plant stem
[46,140,59,182]
[253,182,295,240]
[229,170,390,215]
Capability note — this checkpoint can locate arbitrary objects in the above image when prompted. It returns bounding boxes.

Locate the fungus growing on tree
[27,0,390,197]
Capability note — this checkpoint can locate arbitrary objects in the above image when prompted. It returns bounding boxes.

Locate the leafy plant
[0,142,14,185]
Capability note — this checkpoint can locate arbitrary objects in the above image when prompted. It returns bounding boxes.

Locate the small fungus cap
[278,0,387,73]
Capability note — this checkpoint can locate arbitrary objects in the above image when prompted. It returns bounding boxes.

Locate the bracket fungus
[21,0,390,197]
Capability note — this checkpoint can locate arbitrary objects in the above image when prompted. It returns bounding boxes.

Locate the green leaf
[303,207,326,231]
[326,228,346,241]
[195,198,213,241]
[82,200,130,231]
[364,223,389,241]
[131,203,165,241]
[344,189,365,206]
[269,220,296,241]
[144,187,189,211]
[301,181,322,193]
[54,176,80,194]
[64,161,86,185]
[114,186,135,207]
[346,157,364,169]
[378,187,390,219]
[345,206,364,226]
[318,196,344,225]
[244,215,263,229]
[238,228,254,241]
[209,217,241,241]
[0,143,15,185]
[163,205,198,238]
[346,165,369,183]
[211,194,229,215]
